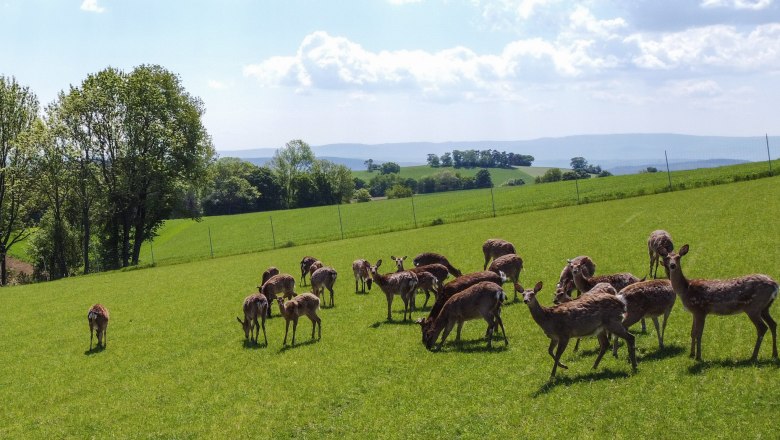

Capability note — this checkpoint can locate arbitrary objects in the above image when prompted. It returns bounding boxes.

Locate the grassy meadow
[352,164,537,186]
[0,176,778,438]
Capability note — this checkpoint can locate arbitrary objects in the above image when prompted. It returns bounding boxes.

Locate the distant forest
[427,149,534,168]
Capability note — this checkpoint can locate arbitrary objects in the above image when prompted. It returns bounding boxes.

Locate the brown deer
[553,282,617,352]
[311,266,337,308]
[276,294,321,346]
[410,270,439,310]
[308,260,323,278]
[521,281,637,379]
[300,256,318,285]
[555,256,596,298]
[352,259,373,293]
[570,260,646,332]
[369,259,418,321]
[482,238,516,270]
[260,273,296,316]
[412,252,462,277]
[261,266,280,286]
[88,304,110,350]
[612,280,675,357]
[236,293,269,345]
[394,258,449,287]
[660,244,778,361]
[488,253,523,301]
[425,271,507,327]
[421,281,508,350]
[648,230,674,279]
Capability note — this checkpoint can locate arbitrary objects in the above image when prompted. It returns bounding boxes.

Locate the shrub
[354,188,372,202]
[386,184,413,199]
[430,218,445,226]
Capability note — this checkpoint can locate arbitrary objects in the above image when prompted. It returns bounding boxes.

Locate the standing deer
[261,266,280,286]
[308,261,324,279]
[370,259,418,321]
[236,293,268,346]
[555,256,596,298]
[300,256,318,286]
[570,260,646,332]
[648,230,674,279]
[521,281,637,379]
[410,271,439,310]
[421,281,508,351]
[276,294,321,346]
[660,244,778,361]
[352,259,373,293]
[311,266,338,308]
[553,282,618,352]
[612,280,675,356]
[88,304,110,350]
[482,238,516,270]
[412,252,462,277]
[260,273,296,317]
[488,253,523,301]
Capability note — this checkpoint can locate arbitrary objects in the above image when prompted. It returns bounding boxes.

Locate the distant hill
[608,159,751,175]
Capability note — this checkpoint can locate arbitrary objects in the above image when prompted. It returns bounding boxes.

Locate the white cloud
[663,79,723,97]
[80,0,105,13]
[568,5,627,39]
[208,80,228,90]
[386,0,423,4]
[700,0,773,10]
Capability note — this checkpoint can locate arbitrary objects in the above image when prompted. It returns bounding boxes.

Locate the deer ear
[403,256,407,260]
[567,259,572,263]
[680,244,689,256]
[376,259,382,267]
[534,281,543,293]
[390,256,396,260]
[236,317,243,324]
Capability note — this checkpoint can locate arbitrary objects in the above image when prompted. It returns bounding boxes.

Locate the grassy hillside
[352,165,537,186]
[0,177,778,438]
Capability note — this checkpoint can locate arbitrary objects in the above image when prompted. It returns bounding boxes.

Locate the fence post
[766,134,773,173]
[150,241,155,265]
[490,187,496,217]
[337,205,345,239]
[270,216,276,249]
[411,196,418,228]
[208,226,214,258]
[664,150,673,191]
[574,177,580,203]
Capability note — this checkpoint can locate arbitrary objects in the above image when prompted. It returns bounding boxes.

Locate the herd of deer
[86,230,778,379]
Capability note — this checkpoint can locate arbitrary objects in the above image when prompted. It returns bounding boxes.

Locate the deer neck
[526,297,553,331]
[668,264,691,299]
[572,270,591,293]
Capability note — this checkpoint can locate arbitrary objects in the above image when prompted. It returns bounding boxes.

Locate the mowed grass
[0,176,778,438]
[131,159,778,267]
[352,164,537,186]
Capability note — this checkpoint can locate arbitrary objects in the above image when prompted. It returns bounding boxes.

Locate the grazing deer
[261,266,280,286]
[570,260,646,332]
[260,273,296,316]
[311,266,338,308]
[660,244,778,361]
[420,281,508,350]
[352,259,373,293]
[412,252,462,277]
[236,293,268,345]
[369,259,418,321]
[425,271,507,326]
[521,281,637,379]
[276,294,321,346]
[488,253,523,301]
[648,230,674,279]
[612,280,675,357]
[555,256,596,298]
[300,256,318,285]
[88,304,110,350]
[482,238,516,270]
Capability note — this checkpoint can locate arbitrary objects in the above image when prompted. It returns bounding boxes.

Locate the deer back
[648,230,674,253]
[262,274,295,297]
[617,279,675,316]
[683,275,778,315]
[410,264,449,283]
[483,239,516,259]
[543,292,625,338]
[488,254,523,278]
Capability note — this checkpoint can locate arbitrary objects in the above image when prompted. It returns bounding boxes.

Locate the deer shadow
[369,318,418,328]
[686,357,780,375]
[277,338,320,352]
[532,369,631,397]
[637,344,685,362]
[242,339,268,350]
[84,345,106,355]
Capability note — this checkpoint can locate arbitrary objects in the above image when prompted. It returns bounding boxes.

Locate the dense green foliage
[426,148,534,168]
[353,164,535,187]
[0,177,777,438]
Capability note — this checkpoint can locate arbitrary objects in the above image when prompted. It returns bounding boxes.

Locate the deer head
[236,316,252,340]
[522,281,544,304]
[391,255,407,271]
[659,243,689,272]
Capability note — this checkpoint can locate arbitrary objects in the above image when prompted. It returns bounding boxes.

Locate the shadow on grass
[84,345,106,355]
[370,319,418,328]
[278,338,320,352]
[686,357,780,375]
[532,369,631,397]
[428,337,509,354]
[637,344,685,362]
[242,339,268,350]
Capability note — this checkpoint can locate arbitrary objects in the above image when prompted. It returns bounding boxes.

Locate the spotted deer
[612,280,675,357]
[412,252,462,277]
[261,266,280,286]
[352,259,373,293]
[276,293,321,346]
[308,261,323,279]
[311,266,337,308]
[369,259,418,321]
[555,256,596,299]
[660,244,778,361]
[259,273,296,317]
[300,256,318,286]
[88,304,110,350]
[570,260,646,332]
[424,271,507,328]
[488,253,523,301]
[648,230,674,279]
[236,293,268,345]
[482,238,516,270]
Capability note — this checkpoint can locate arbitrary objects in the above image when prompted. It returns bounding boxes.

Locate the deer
[410,270,439,310]
[482,238,516,270]
[259,273,296,317]
[394,257,449,287]
[611,280,675,357]
[555,256,596,299]
[424,271,508,328]
[308,261,323,278]
[369,259,418,321]
[420,281,508,351]
[647,230,674,279]
[236,293,268,346]
[553,282,618,352]
[276,293,321,346]
[488,253,523,301]
[261,266,280,286]
[412,252,462,277]
[311,266,337,308]
[521,281,637,379]
[659,244,778,362]
[300,256,318,286]
[570,259,646,332]
[88,304,110,350]
[352,259,373,293]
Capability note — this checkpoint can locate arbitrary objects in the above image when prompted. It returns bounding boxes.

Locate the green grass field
[352,164,537,186]
[1,176,778,438]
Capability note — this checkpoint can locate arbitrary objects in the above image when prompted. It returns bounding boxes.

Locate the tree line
[535,157,612,183]
[426,149,534,169]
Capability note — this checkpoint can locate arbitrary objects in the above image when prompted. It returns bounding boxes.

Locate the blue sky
[2,0,780,151]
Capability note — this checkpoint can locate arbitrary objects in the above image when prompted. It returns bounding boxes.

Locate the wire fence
[139,142,778,267]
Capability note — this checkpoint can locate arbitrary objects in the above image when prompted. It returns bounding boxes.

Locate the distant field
[353,165,537,186]
[0,177,778,438]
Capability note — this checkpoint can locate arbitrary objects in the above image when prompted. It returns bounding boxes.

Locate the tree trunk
[131,206,146,265]
[0,250,7,286]
[121,211,131,268]
[82,205,90,274]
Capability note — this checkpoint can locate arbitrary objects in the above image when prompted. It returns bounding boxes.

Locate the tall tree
[0,76,40,285]
[270,139,314,208]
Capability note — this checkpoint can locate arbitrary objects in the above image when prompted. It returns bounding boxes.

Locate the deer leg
[593,332,610,370]
[651,316,662,349]
[606,320,637,371]
[455,321,464,343]
[761,307,777,358]
[547,339,568,369]
[329,286,335,308]
[495,314,508,346]
[437,321,456,350]
[692,313,706,361]
[386,294,393,321]
[661,307,672,347]
[310,316,316,340]
[640,318,647,333]
[89,325,94,350]
[423,291,431,309]
[748,311,768,361]
[551,337,570,378]
[402,294,411,321]
[573,337,582,352]
[261,315,268,346]
[483,256,489,271]
[317,315,322,340]
[292,317,299,346]
[615,313,640,358]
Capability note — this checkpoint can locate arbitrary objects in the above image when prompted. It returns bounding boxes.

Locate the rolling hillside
[352,165,536,186]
